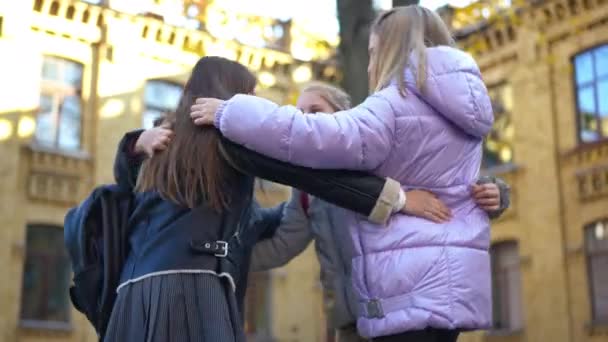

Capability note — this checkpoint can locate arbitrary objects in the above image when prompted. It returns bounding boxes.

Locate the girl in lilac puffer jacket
[192,6,494,342]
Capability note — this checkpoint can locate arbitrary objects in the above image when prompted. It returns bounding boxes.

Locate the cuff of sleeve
[368,178,401,225]
[214,99,230,130]
[124,130,146,163]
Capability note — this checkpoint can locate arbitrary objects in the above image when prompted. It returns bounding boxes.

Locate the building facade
[0,0,332,341]
[1,0,607,341]
[443,1,608,341]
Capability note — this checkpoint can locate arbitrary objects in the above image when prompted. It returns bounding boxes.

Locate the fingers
[423,209,445,224]
[476,197,500,206]
[477,198,500,212]
[194,117,214,125]
[472,183,499,199]
[418,200,451,223]
[480,204,500,211]
[436,202,452,221]
[195,97,211,104]
[473,183,501,213]
[190,104,215,125]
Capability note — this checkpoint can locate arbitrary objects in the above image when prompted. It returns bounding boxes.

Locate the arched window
[573,44,608,143]
[142,80,182,129]
[585,219,608,324]
[490,240,524,332]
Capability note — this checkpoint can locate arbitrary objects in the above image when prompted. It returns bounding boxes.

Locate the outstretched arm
[192,92,396,170]
[118,128,452,224]
[220,138,455,224]
[250,190,313,271]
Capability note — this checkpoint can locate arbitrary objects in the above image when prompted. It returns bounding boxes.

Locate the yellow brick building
[1,0,608,342]
[0,0,331,341]
[443,1,608,342]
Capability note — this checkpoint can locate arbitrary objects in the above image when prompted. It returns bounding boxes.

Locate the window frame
[19,224,72,329]
[142,79,183,129]
[584,218,608,326]
[572,43,608,145]
[483,81,515,170]
[489,240,524,334]
[35,56,84,152]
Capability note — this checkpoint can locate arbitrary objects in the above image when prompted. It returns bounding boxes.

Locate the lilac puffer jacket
[214,46,494,338]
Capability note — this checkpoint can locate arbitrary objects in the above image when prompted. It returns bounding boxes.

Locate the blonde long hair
[369,5,455,95]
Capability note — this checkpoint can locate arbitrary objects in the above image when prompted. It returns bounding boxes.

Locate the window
[244,272,273,339]
[573,45,608,143]
[20,225,71,325]
[585,219,608,324]
[490,241,523,332]
[483,83,514,169]
[35,56,83,151]
[143,81,182,129]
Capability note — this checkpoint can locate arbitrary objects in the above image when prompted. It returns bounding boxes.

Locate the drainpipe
[88,6,106,188]
[547,40,575,342]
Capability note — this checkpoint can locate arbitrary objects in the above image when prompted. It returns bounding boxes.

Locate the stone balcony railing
[450,0,608,67]
[563,141,608,202]
[22,144,93,205]
[577,164,608,201]
[32,0,104,43]
[526,0,608,42]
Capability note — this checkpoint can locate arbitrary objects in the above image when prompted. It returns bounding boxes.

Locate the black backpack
[64,184,134,340]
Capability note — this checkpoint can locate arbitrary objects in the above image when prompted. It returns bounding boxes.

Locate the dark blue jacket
[113,131,285,311]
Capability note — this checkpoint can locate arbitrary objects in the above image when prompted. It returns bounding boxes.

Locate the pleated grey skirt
[104,273,244,342]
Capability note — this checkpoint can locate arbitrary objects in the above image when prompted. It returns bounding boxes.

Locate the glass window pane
[20,225,70,323]
[483,83,514,168]
[575,52,594,85]
[42,57,83,88]
[578,86,599,142]
[590,254,608,321]
[586,220,608,252]
[594,45,608,78]
[144,81,182,111]
[578,86,596,114]
[598,80,608,117]
[490,241,522,331]
[35,95,57,147]
[580,128,600,143]
[58,96,81,150]
[42,58,59,82]
[142,109,163,129]
[63,62,83,88]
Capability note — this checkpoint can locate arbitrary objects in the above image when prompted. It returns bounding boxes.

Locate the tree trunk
[336,0,374,105]
[392,0,420,6]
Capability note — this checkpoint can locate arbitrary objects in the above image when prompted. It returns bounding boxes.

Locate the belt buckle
[215,241,228,257]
